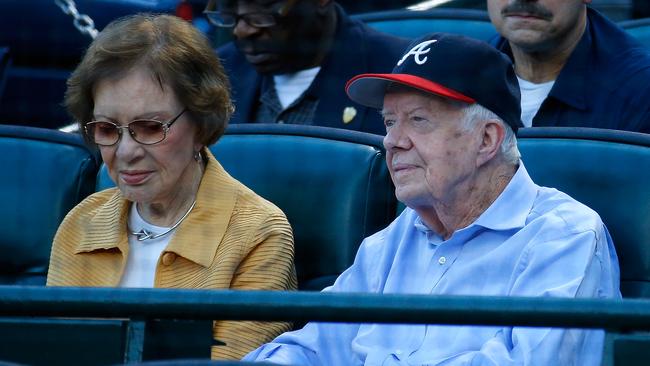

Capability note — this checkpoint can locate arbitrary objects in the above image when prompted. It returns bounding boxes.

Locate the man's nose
[233,17,261,38]
[383,122,409,151]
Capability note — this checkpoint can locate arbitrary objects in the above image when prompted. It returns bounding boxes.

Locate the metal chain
[54,0,98,39]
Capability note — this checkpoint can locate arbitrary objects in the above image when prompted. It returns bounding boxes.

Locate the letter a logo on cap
[397,39,438,66]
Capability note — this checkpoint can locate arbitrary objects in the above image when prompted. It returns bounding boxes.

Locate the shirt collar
[413,215,431,235]
[412,163,538,237]
[472,162,538,231]
[545,15,591,110]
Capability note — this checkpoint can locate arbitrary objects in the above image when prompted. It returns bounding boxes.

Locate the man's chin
[503,28,552,51]
[244,53,283,74]
[251,62,294,75]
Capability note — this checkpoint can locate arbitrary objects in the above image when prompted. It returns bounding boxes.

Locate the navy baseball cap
[345,32,523,131]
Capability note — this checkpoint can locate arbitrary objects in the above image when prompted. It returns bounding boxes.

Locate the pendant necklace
[129,200,196,241]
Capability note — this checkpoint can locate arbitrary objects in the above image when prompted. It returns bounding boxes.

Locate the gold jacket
[47,150,297,359]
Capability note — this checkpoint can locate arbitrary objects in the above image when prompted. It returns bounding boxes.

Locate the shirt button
[161,252,176,266]
[438,256,446,265]
[395,349,402,356]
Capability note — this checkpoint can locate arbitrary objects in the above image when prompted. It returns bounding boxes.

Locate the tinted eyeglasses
[204,0,297,28]
[85,108,187,146]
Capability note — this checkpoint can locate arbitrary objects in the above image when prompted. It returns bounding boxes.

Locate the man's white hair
[460,103,521,165]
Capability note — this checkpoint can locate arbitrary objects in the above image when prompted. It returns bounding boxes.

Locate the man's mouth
[392,163,417,173]
[501,3,552,21]
[243,51,274,65]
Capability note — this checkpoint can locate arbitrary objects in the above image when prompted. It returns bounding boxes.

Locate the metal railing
[1,286,649,365]
[1,286,649,330]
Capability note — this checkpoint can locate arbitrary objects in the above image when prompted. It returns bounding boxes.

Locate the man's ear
[476,119,506,168]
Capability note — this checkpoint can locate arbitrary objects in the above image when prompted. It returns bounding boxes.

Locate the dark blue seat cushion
[352,8,497,41]
[0,126,98,284]
[619,17,650,48]
[518,127,650,298]
[0,0,178,127]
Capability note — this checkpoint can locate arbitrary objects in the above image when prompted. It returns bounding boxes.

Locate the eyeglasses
[85,108,187,146]
[203,0,297,28]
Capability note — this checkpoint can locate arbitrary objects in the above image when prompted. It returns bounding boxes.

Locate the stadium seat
[352,8,497,41]
[97,124,397,291]
[0,125,98,285]
[0,0,178,128]
[0,47,9,99]
[518,127,650,298]
[619,17,650,48]
[0,317,212,365]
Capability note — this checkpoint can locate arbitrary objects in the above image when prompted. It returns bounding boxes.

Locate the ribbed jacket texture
[47,151,297,359]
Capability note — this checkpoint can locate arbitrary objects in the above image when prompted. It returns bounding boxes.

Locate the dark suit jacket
[218,4,410,135]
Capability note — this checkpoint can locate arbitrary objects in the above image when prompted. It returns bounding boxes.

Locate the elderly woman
[46,14,297,359]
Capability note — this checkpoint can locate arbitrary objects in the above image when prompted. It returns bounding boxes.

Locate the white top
[119,203,174,288]
[517,76,555,128]
[273,66,321,109]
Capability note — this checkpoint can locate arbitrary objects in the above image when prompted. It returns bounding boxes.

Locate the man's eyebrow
[381,106,428,117]
[380,109,392,118]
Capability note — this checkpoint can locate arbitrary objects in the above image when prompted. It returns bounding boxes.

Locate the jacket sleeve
[211,211,297,360]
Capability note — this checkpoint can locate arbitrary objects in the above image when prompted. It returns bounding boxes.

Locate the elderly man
[244,33,620,365]
[488,0,650,132]
[204,0,409,134]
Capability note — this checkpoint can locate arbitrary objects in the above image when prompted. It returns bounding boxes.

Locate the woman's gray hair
[461,103,521,165]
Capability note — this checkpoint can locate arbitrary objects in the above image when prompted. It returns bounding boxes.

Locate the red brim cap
[345,73,475,109]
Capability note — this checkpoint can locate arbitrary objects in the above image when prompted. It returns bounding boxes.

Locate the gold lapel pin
[342,106,357,124]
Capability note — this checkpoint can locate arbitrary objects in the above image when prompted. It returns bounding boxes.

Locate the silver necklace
[129,200,197,241]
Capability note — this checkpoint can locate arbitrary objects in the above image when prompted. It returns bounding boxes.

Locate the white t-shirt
[273,66,321,109]
[517,76,555,128]
[119,204,174,288]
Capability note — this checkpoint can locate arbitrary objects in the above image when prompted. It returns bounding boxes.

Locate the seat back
[518,127,650,298]
[0,0,177,128]
[619,17,650,48]
[0,46,9,99]
[0,317,211,365]
[97,124,397,290]
[352,8,497,41]
[0,125,98,285]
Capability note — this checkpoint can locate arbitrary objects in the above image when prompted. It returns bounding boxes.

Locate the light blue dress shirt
[245,163,621,365]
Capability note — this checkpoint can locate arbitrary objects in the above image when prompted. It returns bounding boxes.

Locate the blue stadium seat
[0,126,98,285]
[97,124,397,291]
[352,8,497,41]
[0,317,212,365]
[0,46,9,100]
[619,17,650,48]
[0,0,178,128]
[518,127,650,298]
